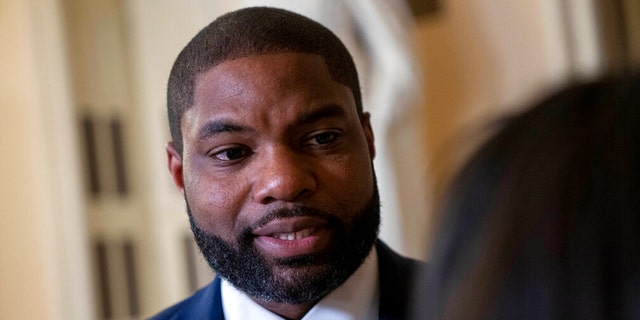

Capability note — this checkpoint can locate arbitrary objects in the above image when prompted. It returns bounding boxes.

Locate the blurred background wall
[1,0,638,319]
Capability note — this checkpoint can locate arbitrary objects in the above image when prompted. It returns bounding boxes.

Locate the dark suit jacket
[149,241,424,320]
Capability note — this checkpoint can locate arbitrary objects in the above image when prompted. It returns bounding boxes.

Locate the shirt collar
[221,247,379,320]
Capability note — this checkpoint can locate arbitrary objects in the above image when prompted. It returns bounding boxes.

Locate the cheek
[183,163,247,238]
[323,155,374,209]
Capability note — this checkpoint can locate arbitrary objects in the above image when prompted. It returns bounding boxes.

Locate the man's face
[166,52,379,304]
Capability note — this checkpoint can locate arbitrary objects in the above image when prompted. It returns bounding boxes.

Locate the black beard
[186,181,380,305]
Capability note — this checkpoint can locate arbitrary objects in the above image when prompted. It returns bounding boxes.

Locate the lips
[252,217,332,258]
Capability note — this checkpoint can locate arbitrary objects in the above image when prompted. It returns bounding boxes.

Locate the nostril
[254,179,315,204]
[252,168,317,204]
[259,188,311,204]
[260,195,277,205]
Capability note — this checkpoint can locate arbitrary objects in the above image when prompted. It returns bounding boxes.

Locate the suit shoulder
[376,241,425,273]
[147,279,222,320]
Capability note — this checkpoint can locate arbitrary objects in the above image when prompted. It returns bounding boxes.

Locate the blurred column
[0,0,95,319]
[339,0,430,260]
[561,0,602,79]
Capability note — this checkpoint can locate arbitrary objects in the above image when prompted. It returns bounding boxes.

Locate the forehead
[183,52,357,135]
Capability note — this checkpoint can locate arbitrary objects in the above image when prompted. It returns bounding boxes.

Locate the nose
[252,147,317,204]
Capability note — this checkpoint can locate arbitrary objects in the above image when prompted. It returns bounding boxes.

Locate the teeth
[273,228,315,240]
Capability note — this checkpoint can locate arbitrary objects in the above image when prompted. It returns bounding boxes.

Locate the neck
[255,299,318,320]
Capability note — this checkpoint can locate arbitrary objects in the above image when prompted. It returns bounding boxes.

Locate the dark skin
[166,53,376,319]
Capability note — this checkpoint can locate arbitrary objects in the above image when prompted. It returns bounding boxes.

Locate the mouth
[252,217,332,259]
[272,227,316,240]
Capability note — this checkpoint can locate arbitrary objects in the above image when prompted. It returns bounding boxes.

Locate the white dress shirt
[221,247,379,320]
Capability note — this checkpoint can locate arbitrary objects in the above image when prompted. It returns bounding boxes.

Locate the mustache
[255,206,335,228]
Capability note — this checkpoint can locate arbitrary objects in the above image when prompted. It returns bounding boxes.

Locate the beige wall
[1,2,57,318]
[1,0,94,319]
[412,0,599,251]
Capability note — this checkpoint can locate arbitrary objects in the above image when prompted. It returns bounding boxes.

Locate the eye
[210,146,251,162]
[304,131,341,147]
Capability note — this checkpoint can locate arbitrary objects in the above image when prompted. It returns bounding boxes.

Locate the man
[152,6,423,320]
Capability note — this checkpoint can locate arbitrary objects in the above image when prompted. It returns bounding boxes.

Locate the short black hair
[167,7,362,154]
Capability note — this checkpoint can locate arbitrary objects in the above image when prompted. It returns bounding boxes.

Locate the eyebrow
[294,104,347,126]
[197,121,246,140]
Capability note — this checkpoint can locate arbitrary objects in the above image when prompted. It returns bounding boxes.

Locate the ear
[166,141,185,194]
[361,112,376,159]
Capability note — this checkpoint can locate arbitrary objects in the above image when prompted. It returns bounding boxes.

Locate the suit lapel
[377,241,422,320]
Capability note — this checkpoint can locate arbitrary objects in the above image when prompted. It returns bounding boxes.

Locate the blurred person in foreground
[414,74,640,319]
[152,6,423,320]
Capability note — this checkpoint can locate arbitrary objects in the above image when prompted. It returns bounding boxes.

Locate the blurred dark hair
[167,6,362,154]
[415,73,640,319]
